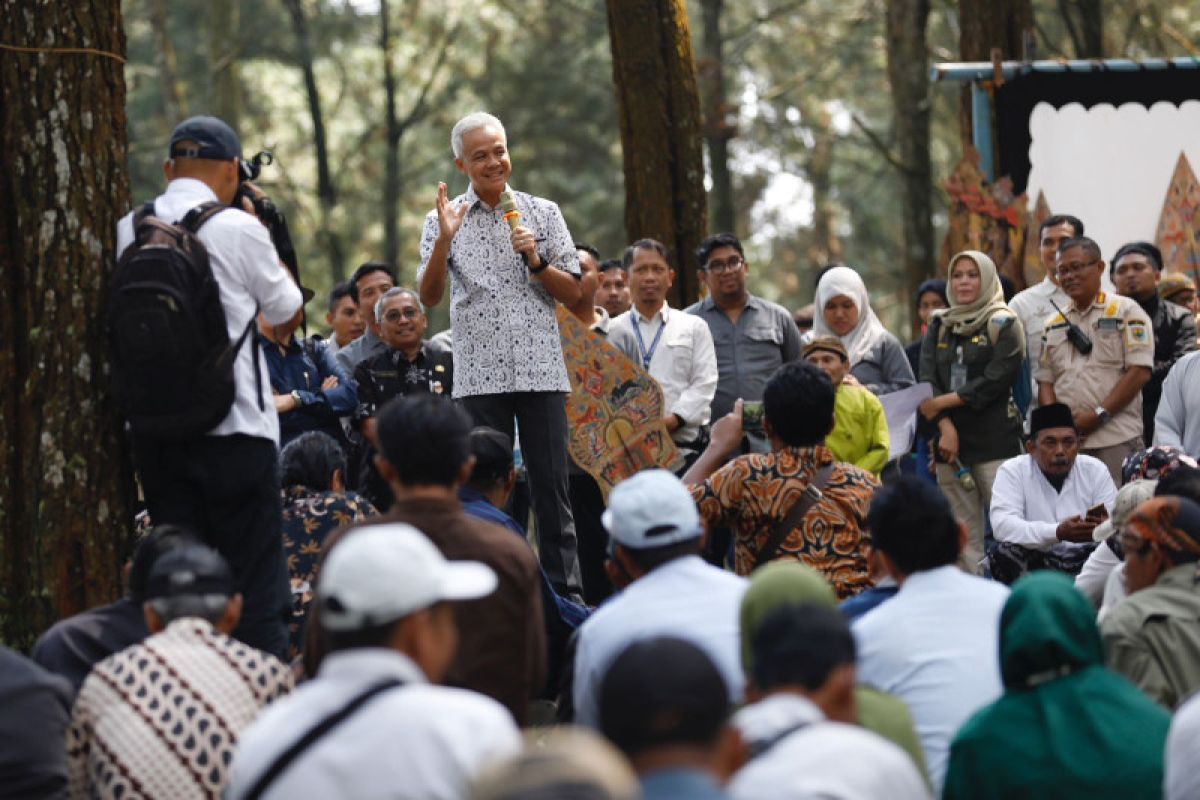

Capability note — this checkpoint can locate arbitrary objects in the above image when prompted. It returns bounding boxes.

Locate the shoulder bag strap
[752,464,835,570]
[241,678,403,800]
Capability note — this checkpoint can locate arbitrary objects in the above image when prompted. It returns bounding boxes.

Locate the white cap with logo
[602,468,703,549]
[318,523,497,631]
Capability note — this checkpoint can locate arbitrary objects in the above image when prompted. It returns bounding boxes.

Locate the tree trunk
[957,0,1032,146]
[381,0,401,275]
[0,0,134,647]
[1057,0,1103,58]
[698,0,735,235]
[149,0,187,122]
[805,104,842,271]
[607,0,708,308]
[887,0,934,338]
[284,0,346,283]
[209,0,241,130]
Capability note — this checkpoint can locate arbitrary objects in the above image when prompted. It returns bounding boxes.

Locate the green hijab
[943,572,1170,799]
[740,563,927,782]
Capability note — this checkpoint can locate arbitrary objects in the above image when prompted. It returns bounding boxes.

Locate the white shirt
[227,648,520,800]
[989,453,1116,550]
[1075,539,1122,606]
[1166,688,1200,800]
[730,694,930,800]
[1008,276,1070,373]
[572,555,747,727]
[116,178,303,443]
[417,185,579,398]
[607,305,718,445]
[1155,350,1200,457]
[853,565,1009,795]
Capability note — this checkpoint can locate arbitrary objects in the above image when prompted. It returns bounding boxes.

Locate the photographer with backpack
[112,116,303,659]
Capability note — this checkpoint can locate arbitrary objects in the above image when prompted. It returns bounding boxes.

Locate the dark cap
[145,542,234,601]
[599,636,729,756]
[1030,402,1075,437]
[169,115,242,161]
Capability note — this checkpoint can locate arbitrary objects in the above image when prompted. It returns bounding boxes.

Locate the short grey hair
[451,112,506,159]
[375,286,424,323]
[147,594,230,625]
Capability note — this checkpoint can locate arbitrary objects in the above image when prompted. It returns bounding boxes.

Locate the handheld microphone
[498,190,529,267]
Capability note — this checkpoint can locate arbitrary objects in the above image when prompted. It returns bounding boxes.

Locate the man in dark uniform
[352,287,453,509]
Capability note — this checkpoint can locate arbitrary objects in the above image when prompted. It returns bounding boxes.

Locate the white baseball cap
[602,468,702,549]
[1093,479,1157,542]
[318,523,497,632]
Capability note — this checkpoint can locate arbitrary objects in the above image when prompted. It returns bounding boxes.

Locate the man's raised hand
[436,182,468,242]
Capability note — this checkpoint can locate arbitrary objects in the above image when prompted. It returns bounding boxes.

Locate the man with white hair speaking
[418,111,583,595]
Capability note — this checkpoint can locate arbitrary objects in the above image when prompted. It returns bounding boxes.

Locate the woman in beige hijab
[917,251,1025,574]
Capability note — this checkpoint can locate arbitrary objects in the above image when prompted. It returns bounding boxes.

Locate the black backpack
[108,201,259,439]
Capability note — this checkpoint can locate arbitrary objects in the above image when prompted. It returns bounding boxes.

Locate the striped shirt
[67,618,292,799]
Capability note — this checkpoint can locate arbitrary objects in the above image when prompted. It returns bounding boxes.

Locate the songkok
[802,337,849,362]
[1029,403,1075,437]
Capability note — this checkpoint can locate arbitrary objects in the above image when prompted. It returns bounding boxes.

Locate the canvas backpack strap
[752,464,835,570]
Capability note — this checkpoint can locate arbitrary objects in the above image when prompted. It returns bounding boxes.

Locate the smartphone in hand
[742,400,765,435]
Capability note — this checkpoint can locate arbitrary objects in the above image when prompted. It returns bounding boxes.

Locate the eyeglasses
[704,256,744,273]
[1056,260,1099,278]
[382,308,422,323]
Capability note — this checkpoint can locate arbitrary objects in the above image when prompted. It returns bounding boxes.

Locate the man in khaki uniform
[1036,236,1153,485]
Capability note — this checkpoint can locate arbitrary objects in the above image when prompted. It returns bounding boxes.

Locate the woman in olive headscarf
[943,572,1170,799]
[918,251,1024,574]
[738,562,928,783]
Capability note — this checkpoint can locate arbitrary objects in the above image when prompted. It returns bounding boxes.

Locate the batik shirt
[690,445,879,599]
[418,185,579,398]
[281,487,376,661]
[67,619,292,799]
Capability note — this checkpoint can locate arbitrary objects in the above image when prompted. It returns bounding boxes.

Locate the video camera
[234,150,301,283]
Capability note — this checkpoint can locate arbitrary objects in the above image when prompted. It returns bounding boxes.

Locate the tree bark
[607,0,708,308]
[1057,0,1103,58]
[698,0,735,235]
[149,0,187,122]
[805,104,842,270]
[283,0,346,283]
[0,0,134,647]
[381,0,401,274]
[209,0,241,130]
[957,0,1033,145]
[887,0,934,338]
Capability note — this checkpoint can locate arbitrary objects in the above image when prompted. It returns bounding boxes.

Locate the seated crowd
[9,113,1200,800]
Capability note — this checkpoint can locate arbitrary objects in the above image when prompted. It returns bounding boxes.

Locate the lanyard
[631,313,666,369]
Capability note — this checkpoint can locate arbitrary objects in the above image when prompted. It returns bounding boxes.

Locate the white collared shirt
[117,178,303,443]
[607,305,718,444]
[730,694,930,800]
[572,555,747,727]
[1155,350,1200,456]
[989,453,1116,550]
[1008,276,1070,370]
[227,648,520,800]
[853,565,1009,795]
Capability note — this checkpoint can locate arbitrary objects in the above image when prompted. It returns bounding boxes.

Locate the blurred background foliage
[122,0,1200,335]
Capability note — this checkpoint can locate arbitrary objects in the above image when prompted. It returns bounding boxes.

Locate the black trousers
[132,433,289,659]
[568,471,612,606]
[462,392,581,593]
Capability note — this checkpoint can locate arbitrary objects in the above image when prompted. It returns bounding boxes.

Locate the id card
[950,363,968,391]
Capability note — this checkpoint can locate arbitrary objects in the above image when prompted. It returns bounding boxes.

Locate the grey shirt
[851,333,916,395]
[686,294,803,420]
[335,328,389,376]
[1154,350,1200,457]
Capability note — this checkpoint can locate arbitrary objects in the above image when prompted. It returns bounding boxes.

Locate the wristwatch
[1094,405,1111,425]
[291,390,304,408]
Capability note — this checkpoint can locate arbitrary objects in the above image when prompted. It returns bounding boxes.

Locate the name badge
[950,363,968,391]
[1097,318,1121,331]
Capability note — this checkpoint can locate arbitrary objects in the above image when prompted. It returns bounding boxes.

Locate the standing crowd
[6,110,1200,800]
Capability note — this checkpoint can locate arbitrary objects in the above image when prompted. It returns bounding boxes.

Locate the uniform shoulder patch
[1126,318,1151,347]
